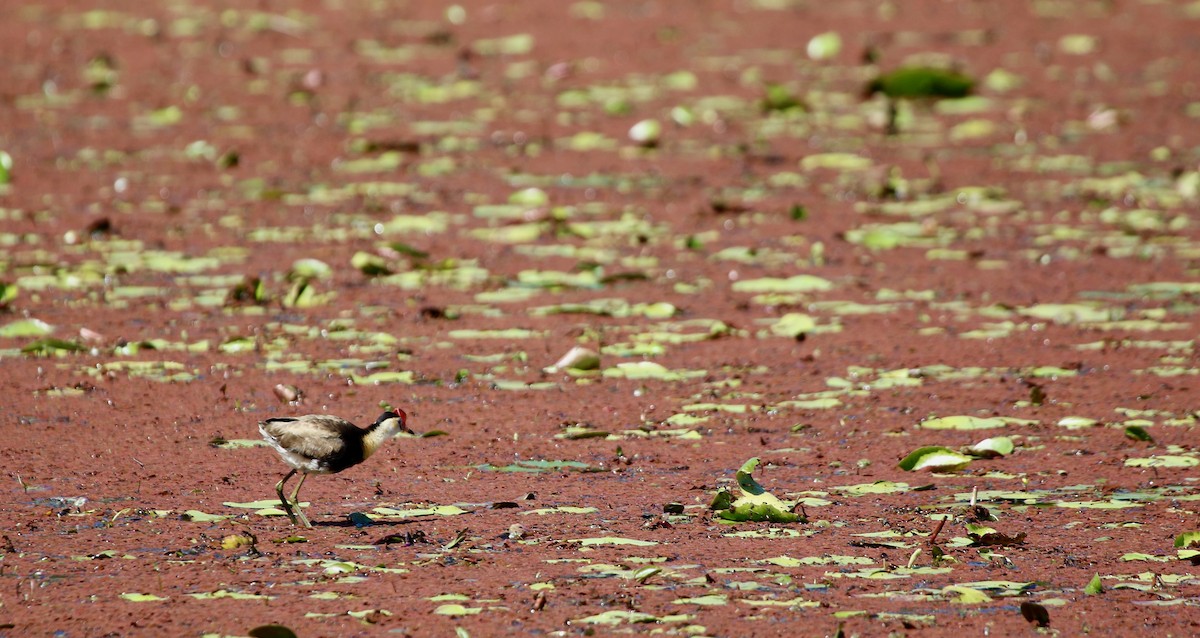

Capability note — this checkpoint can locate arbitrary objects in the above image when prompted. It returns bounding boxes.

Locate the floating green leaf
[372,505,468,518]
[352,251,391,276]
[1,318,53,337]
[572,536,658,547]
[713,458,801,523]
[0,150,11,184]
[434,604,482,616]
[735,457,768,495]
[898,446,972,472]
[732,275,833,294]
[180,510,231,523]
[628,119,661,147]
[223,499,284,509]
[1084,573,1103,595]
[920,415,1017,430]
[1059,34,1097,55]
[866,67,974,99]
[546,346,600,372]
[761,83,803,112]
[1124,455,1198,468]
[22,338,85,354]
[1124,425,1154,442]
[290,258,332,280]
[770,313,817,338]
[0,281,17,307]
[601,361,705,381]
[478,459,593,473]
[1173,531,1200,549]
[574,610,659,626]
[120,593,168,602]
[942,585,991,604]
[1057,416,1099,429]
[508,187,548,207]
[212,439,268,449]
[806,31,842,60]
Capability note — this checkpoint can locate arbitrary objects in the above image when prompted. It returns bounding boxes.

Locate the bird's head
[375,409,412,437]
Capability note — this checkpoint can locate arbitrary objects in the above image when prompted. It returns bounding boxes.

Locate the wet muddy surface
[2,0,1200,636]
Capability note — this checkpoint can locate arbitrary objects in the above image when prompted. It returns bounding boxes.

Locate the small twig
[929,516,946,545]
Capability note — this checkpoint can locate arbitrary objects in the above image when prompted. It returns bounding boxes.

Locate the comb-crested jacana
[258,409,410,527]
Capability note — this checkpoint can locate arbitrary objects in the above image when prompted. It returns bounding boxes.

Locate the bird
[258,409,410,527]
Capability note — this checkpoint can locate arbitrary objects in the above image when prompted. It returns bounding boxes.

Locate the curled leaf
[352,251,391,276]
[1173,531,1200,549]
[1124,425,1154,443]
[968,436,1014,459]
[866,67,974,99]
[898,446,972,472]
[546,346,600,373]
[712,458,801,524]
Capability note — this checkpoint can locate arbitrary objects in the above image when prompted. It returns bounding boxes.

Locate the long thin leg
[274,469,298,525]
[289,472,312,528]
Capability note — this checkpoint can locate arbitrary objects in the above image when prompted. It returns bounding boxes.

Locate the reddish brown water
[2,1,1199,636]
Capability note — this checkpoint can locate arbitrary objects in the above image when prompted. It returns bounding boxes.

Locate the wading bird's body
[259,410,410,527]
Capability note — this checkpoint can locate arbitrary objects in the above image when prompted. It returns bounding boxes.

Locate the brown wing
[260,415,359,461]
